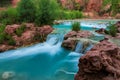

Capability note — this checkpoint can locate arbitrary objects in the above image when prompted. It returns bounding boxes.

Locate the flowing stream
[0,20,116,80]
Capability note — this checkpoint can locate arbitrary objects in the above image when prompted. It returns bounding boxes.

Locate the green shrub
[0,8,19,25]
[108,24,117,37]
[35,0,60,26]
[5,34,16,45]
[58,10,83,20]
[17,0,36,23]
[8,38,16,45]
[72,22,80,31]
[16,23,26,36]
[0,33,6,44]
[0,24,6,33]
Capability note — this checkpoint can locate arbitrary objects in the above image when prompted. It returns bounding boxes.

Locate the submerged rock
[75,40,120,80]
[2,71,15,80]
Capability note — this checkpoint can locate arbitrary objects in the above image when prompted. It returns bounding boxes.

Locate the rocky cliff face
[60,0,103,12]
[75,40,120,80]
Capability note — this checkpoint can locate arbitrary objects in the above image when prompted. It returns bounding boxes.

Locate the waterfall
[75,41,93,54]
[0,33,64,60]
[75,42,83,53]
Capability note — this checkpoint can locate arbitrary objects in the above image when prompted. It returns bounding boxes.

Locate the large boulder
[75,40,120,80]
[21,31,36,43]
[62,31,93,50]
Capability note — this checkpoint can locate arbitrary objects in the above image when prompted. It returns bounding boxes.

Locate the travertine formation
[0,23,53,52]
[62,31,93,50]
[75,40,120,80]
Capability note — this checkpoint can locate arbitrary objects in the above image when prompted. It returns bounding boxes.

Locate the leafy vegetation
[16,23,26,36]
[72,22,80,31]
[106,24,117,37]
[17,0,36,23]
[0,8,19,25]
[58,10,83,20]
[0,24,16,45]
[0,24,6,44]
[35,0,60,26]
[102,0,120,16]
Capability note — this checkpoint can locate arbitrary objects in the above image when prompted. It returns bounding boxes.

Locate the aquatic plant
[72,22,80,31]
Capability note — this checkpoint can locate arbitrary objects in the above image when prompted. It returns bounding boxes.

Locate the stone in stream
[2,71,16,80]
[75,40,120,80]
[62,31,94,51]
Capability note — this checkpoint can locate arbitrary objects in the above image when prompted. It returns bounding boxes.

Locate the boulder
[21,31,36,43]
[62,31,93,50]
[36,25,53,35]
[5,24,20,35]
[2,71,15,80]
[62,38,77,50]
[0,45,14,52]
[75,40,120,80]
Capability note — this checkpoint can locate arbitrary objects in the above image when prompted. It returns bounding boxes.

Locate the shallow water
[0,20,115,80]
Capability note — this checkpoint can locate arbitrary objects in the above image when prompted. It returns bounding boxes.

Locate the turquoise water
[0,20,112,80]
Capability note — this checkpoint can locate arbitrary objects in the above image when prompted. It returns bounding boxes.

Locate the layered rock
[62,31,93,51]
[75,40,120,80]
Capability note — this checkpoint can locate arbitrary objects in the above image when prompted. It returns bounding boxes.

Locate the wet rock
[2,71,15,80]
[95,28,106,34]
[62,38,77,50]
[75,40,120,80]
[62,31,93,50]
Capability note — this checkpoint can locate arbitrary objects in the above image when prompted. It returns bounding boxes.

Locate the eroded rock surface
[62,31,93,50]
[75,40,120,80]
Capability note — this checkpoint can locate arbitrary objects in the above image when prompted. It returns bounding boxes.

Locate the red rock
[0,45,14,52]
[5,24,20,35]
[75,40,120,80]
[62,31,93,50]
[21,31,36,43]
[62,38,77,50]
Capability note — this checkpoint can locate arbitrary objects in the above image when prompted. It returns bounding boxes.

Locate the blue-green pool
[0,20,115,80]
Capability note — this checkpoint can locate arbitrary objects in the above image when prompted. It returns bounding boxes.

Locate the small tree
[35,0,60,26]
[72,22,80,31]
[17,0,36,23]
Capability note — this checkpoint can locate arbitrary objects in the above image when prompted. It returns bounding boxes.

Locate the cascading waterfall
[0,33,83,80]
[0,20,111,80]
